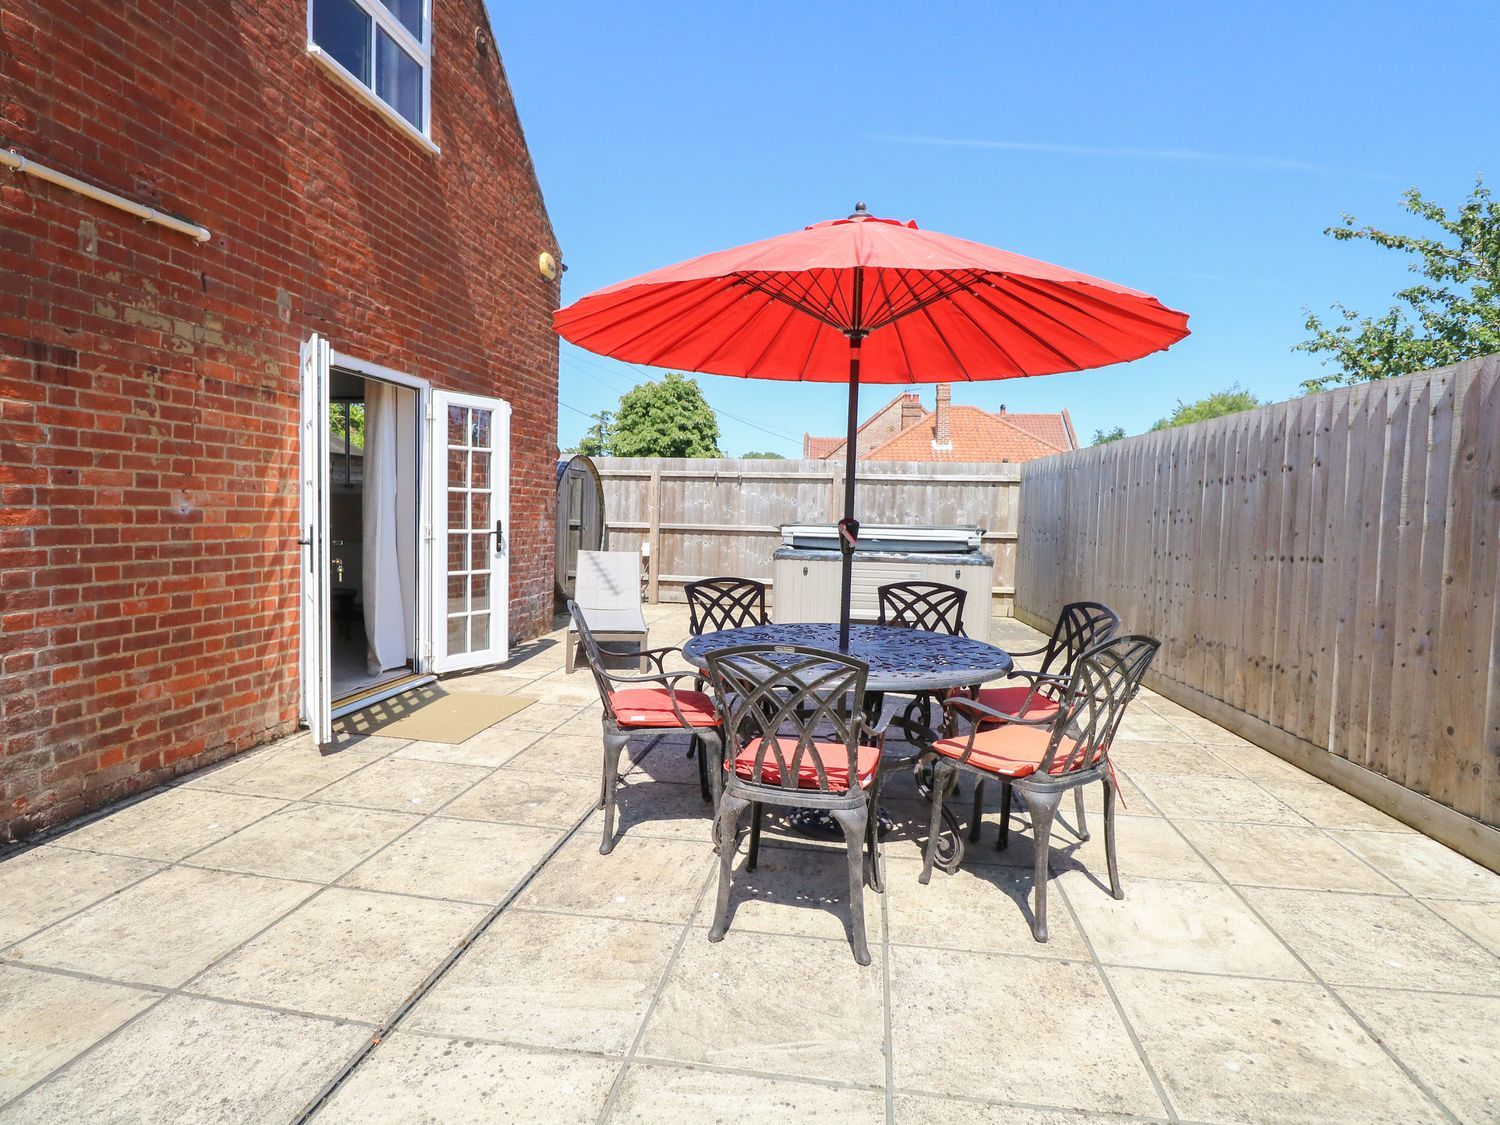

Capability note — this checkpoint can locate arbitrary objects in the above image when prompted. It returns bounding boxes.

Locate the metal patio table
[682,622,1014,865]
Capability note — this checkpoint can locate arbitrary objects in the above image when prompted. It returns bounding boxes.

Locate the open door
[299,334,333,745]
[431,391,511,673]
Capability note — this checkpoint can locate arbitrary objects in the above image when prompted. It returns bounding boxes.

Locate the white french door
[298,334,333,746]
[430,391,510,672]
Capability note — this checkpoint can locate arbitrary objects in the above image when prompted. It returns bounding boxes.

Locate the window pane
[379,0,423,39]
[447,572,466,616]
[470,533,488,571]
[471,573,489,612]
[471,451,490,490]
[447,614,468,655]
[448,405,468,447]
[471,410,491,449]
[312,0,372,84]
[470,490,490,531]
[447,534,466,574]
[376,29,423,128]
[447,448,467,488]
[471,613,489,652]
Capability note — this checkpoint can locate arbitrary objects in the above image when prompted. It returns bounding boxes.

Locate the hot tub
[772,524,994,641]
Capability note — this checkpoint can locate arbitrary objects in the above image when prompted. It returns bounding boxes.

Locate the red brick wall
[0,0,561,840]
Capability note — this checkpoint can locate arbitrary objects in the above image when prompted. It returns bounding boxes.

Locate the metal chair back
[1041,634,1159,776]
[1035,601,1121,680]
[876,581,967,635]
[705,645,868,796]
[568,601,624,723]
[685,576,770,634]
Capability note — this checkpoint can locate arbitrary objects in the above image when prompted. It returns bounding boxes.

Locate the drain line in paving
[293,734,671,1122]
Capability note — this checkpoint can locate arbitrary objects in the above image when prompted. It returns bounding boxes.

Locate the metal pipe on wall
[2,149,211,242]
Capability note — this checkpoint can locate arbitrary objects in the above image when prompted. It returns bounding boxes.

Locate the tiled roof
[865,406,1068,463]
[803,435,845,458]
[803,390,920,459]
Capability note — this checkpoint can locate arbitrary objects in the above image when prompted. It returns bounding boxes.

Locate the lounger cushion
[610,688,720,728]
[931,723,1085,778]
[730,738,880,792]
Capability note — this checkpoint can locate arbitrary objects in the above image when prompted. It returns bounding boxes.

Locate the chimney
[932,383,952,449]
[900,392,923,430]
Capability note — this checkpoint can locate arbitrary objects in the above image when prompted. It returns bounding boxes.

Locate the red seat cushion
[972,684,1062,719]
[730,738,880,792]
[931,722,1087,778]
[609,688,720,728]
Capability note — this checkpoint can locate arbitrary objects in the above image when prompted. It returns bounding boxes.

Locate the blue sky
[489,1,1498,455]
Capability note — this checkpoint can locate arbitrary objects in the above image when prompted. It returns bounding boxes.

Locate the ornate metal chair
[569,602,722,856]
[704,645,886,965]
[876,580,967,635]
[682,577,772,800]
[965,601,1120,843]
[918,634,1160,943]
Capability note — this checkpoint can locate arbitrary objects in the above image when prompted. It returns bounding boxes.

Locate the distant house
[803,385,1078,462]
[0,0,560,840]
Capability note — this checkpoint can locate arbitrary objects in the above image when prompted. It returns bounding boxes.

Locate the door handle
[298,527,314,573]
[492,519,505,553]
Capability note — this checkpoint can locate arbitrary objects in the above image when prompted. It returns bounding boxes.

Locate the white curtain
[363,382,411,674]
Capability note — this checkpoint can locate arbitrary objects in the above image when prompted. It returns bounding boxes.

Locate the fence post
[647,464,661,603]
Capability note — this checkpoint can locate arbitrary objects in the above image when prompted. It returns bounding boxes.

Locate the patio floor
[2,606,1497,1123]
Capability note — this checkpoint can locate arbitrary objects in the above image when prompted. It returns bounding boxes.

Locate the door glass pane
[447,448,468,488]
[312,0,372,84]
[447,534,466,574]
[471,613,489,651]
[471,410,491,448]
[375,29,423,127]
[470,490,490,531]
[447,615,468,655]
[448,405,468,447]
[471,573,489,612]
[471,451,490,490]
[448,488,467,529]
[447,572,466,615]
[379,0,424,41]
[470,533,488,571]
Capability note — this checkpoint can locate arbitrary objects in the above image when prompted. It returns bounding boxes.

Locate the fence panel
[1014,355,1500,867]
[593,458,1022,613]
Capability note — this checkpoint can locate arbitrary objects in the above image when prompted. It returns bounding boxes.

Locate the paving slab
[889,944,1163,1115]
[340,817,561,903]
[187,802,420,882]
[8,865,316,987]
[639,928,886,1086]
[309,757,491,814]
[890,1093,1119,1123]
[1174,820,1401,893]
[516,833,713,924]
[314,1032,619,1124]
[182,737,405,801]
[1110,968,1442,1123]
[1253,779,1412,831]
[404,910,680,1054]
[1,994,366,1124]
[1126,772,1311,826]
[49,788,286,862]
[1242,886,1500,992]
[1419,897,1500,956]
[609,1063,886,1123]
[440,766,599,829]
[391,727,542,768]
[188,887,486,1023]
[0,847,160,949]
[1338,986,1500,1124]
[688,840,886,944]
[883,856,1086,957]
[1330,829,1500,900]
[0,965,158,1104]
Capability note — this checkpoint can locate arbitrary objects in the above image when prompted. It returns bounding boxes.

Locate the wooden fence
[1015,355,1499,867]
[594,458,1021,611]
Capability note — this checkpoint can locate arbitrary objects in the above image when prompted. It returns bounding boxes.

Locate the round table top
[681,621,1014,692]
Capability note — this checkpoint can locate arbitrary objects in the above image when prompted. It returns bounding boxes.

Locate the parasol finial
[849,201,869,219]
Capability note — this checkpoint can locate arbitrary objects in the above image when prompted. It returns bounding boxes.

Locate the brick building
[0,0,561,840]
[804,384,1077,462]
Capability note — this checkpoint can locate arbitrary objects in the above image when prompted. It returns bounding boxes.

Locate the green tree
[574,410,613,457]
[608,373,723,457]
[1149,386,1260,431]
[1091,426,1126,445]
[329,403,364,448]
[741,450,786,459]
[1296,178,1499,392]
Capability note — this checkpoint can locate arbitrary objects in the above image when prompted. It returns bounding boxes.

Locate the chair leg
[969,778,986,843]
[864,772,886,893]
[694,734,712,803]
[997,781,1013,850]
[703,731,724,813]
[709,794,749,942]
[599,730,630,856]
[1103,777,1124,900]
[1074,787,1090,842]
[832,807,872,966]
[919,760,954,885]
[1024,787,1063,943]
[747,802,764,870]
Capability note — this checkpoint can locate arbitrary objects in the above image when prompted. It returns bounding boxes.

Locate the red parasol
[555,205,1189,648]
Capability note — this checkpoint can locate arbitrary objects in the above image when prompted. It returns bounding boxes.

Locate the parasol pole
[837,267,867,653]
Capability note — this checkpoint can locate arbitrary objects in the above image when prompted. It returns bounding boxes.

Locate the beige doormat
[336,686,534,743]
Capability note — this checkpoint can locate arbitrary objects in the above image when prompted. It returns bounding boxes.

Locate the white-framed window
[308,0,435,150]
